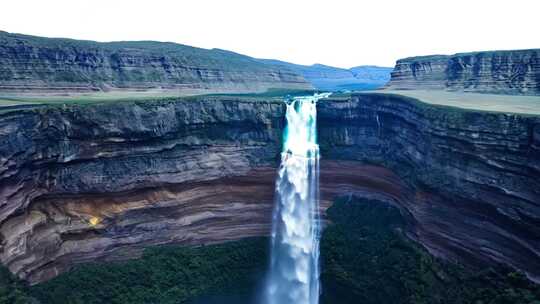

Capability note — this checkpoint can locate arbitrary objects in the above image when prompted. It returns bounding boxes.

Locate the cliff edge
[385,49,540,95]
[0,31,312,95]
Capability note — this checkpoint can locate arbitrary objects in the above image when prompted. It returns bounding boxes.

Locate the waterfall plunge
[264,93,330,304]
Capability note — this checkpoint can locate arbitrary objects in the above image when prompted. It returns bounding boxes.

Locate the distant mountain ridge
[349,65,394,83]
[0,31,394,95]
[0,31,312,95]
[258,59,393,91]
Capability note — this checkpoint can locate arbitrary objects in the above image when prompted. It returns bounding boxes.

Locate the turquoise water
[264,93,330,304]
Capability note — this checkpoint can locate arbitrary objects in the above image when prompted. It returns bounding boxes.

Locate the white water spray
[264,93,330,304]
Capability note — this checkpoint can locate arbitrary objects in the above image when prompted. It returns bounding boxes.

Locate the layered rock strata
[318,94,540,281]
[386,49,540,94]
[0,93,539,284]
[0,31,311,94]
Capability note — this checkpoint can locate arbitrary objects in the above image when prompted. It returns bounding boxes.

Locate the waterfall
[264,93,330,304]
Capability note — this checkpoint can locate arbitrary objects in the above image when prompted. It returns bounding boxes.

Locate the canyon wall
[318,94,540,281]
[385,49,540,94]
[0,98,285,283]
[0,31,311,94]
[0,94,539,284]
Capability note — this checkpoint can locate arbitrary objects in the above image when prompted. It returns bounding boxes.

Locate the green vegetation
[0,267,35,304]
[198,88,318,99]
[400,49,538,63]
[30,239,268,304]
[1,197,538,303]
[0,32,314,107]
[0,94,171,108]
[0,31,280,72]
[0,91,203,107]
[321,197,540,304]
[371,90,540,115]
[0,88,319,110]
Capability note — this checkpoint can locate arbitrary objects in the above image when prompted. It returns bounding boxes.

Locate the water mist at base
[264,93,330,304]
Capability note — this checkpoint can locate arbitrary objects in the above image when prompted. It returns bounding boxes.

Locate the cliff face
[0,94,539,284]
[0,31,311,94]
[386,49,540,94]
[318,94,540,281]
[0,98,286,282]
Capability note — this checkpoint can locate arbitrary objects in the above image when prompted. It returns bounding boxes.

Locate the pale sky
[1,0,538,68]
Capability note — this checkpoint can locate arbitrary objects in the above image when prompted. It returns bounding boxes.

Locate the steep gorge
[0,93,539,284]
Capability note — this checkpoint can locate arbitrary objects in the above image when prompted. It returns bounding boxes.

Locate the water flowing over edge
[264,93,330,304]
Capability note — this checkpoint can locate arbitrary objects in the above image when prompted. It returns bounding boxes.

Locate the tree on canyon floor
[1,196,539,304]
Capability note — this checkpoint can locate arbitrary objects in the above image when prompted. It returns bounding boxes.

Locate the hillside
[0,31,312,95]
[258,59,392,91]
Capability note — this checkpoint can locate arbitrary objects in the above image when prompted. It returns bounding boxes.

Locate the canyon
[0,92,538,286]
[0,31,539,294]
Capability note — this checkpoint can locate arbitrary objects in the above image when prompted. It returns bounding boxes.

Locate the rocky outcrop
[0,31,311,94]
[385,49,540,94]
[0,94,539,284]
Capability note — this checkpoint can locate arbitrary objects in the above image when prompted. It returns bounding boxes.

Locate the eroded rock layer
[0,31,311,94]
[0,94,539,284]
[385,49,540,94]
[0,98,285,283]
[318,94,540,281]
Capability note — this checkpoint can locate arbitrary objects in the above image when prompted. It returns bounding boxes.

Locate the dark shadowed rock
[0,94,538,284]
[319,93,540,281]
